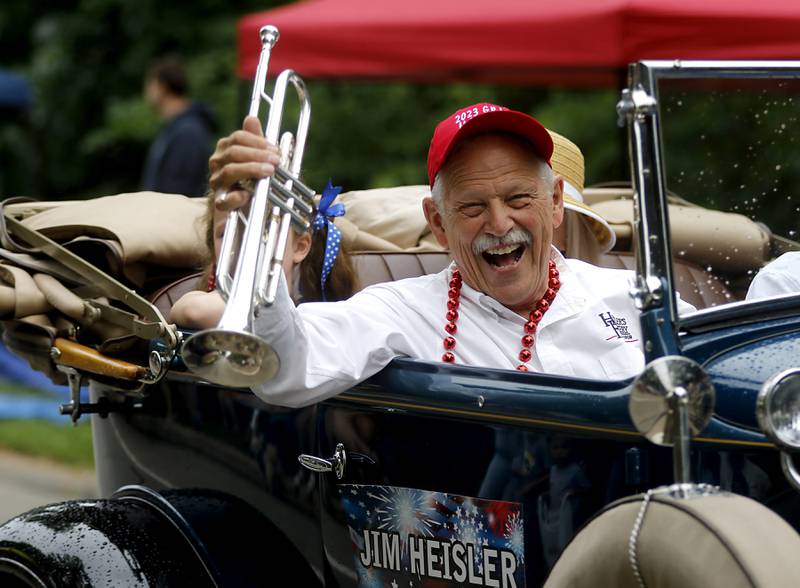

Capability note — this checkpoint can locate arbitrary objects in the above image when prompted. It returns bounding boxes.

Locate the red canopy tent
[237,0,800,85]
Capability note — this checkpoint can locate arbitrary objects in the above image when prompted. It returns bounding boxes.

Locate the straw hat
[548,130,616,252]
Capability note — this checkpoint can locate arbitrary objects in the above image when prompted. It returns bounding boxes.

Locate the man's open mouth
[482,243,525,268]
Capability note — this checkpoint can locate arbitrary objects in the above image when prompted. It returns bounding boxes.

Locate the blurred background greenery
[0,0,627,202]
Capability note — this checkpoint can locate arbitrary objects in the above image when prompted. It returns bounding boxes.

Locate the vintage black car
[0,61,799,587]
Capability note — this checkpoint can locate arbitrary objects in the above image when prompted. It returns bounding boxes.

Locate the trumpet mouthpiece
[260,25,280,48]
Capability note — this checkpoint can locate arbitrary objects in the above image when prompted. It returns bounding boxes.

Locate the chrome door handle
[298,443,346,479]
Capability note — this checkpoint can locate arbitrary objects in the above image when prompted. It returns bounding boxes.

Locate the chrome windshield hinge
[629,275,664,311]
[617,86,658,127]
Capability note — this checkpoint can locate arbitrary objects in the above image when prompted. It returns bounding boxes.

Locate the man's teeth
[485,244,521,255]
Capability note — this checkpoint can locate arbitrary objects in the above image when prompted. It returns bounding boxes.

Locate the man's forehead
[449,175,546,202]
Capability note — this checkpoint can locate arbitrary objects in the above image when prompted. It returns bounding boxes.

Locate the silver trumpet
[182,25,316,387]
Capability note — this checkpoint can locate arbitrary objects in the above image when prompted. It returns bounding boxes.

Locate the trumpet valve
[278,132,295,170]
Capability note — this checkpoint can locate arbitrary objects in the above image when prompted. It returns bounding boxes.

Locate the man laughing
[210,102,693,407]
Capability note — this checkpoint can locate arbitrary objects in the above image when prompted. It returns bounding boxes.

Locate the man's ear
[292,231,313,264]
[422,197,450,249]
[551,175,565,229]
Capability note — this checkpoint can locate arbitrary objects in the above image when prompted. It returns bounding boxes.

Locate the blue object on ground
[0,343,73,398]
[0,344,88,421]
[0,393,65,423]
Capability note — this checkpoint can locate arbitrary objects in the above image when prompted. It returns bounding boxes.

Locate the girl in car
[169,182,358,329]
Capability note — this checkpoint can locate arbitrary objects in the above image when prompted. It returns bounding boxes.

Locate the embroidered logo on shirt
[599,311,639,342]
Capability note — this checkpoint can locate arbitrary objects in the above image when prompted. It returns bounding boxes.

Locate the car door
[312,359,647,587]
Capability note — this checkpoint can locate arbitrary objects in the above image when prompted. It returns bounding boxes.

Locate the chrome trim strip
[781,452,800,493]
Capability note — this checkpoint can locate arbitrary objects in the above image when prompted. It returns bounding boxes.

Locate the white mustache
[472,228,532,255]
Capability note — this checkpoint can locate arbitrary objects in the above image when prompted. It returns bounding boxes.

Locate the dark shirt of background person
[141,56,217,197]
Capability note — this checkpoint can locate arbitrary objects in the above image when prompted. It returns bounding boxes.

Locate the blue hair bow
[312,180,346,300]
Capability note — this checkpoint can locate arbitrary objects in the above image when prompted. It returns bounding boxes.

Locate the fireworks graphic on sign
[504,510,525,564]
[357,564,385,588]
[452,499,488,572]
[371,486,439,540]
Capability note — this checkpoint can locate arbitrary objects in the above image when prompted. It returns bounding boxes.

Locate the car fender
[0,485,320,587]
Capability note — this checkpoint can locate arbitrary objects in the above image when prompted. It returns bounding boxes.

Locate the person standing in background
[141,56,217,197]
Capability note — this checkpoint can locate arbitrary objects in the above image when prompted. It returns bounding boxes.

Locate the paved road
[0,449,97,524]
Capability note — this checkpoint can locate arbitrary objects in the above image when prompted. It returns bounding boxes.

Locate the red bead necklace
[207,263,217,292]
[442,260,561,371]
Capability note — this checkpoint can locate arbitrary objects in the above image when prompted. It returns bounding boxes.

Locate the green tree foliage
[0,1,629,200]
[0,0,283,198]
[659,81,800,241]
[302,82,625,191]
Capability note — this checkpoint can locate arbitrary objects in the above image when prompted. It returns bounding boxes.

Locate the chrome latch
[298,443,346,480]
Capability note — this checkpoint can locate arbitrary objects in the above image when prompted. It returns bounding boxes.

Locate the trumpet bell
[182,329,279,387]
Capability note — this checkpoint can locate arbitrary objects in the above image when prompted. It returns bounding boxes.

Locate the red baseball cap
[427,102,554,187]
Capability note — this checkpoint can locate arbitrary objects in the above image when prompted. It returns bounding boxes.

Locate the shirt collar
[449,247,588,325]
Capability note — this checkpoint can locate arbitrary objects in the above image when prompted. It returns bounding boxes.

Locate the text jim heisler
[358,529,519,587]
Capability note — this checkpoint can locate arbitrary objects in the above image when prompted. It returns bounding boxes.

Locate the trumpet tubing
[182,25,317,387]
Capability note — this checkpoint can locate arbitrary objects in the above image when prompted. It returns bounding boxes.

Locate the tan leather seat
[599,252,734,309]
[352,251,734,310]
[352,252,451,289]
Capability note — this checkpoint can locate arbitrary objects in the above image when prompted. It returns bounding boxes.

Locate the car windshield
[658,75,800,313]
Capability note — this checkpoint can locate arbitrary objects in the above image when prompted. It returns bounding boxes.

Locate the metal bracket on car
[56,365,143,424]
[617,85,658,127]
[629,274,664,311]
[82,300,169,342]
[298,443,347,480]
[2,214,177,349]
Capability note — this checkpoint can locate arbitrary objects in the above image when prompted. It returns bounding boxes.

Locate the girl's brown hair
[298,222,359,302]
[201,190,359,302]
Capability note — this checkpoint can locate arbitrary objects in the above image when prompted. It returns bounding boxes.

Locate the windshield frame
[621,60,800,349]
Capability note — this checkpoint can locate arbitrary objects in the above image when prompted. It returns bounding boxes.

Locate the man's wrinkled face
[424,134,564,314]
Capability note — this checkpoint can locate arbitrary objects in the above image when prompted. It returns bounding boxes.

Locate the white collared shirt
[746,252,800,300]
[253,249,691,408]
